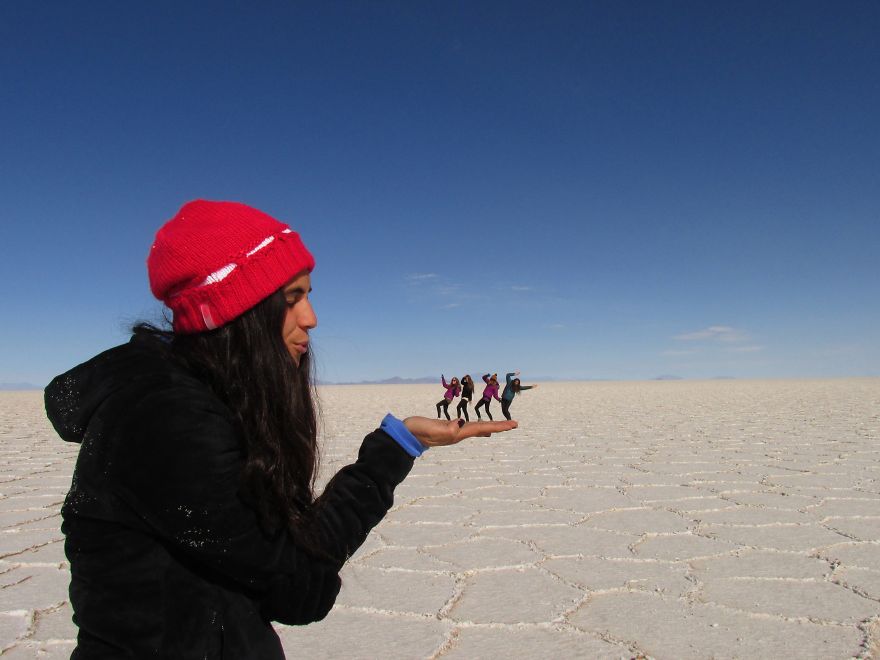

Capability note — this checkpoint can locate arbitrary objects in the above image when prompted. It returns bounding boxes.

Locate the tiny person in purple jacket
[474,373,501,421]
[436,375,461,420]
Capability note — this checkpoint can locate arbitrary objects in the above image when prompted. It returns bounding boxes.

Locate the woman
[474,373,502,421]
[435,374,460,420]
[456,374,475,421]
[500,370,538,420]
[44,200,516,659]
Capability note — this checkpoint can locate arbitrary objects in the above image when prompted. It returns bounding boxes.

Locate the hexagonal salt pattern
[2,378,879,658]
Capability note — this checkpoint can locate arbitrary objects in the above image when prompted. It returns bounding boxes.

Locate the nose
[300,298,318,330]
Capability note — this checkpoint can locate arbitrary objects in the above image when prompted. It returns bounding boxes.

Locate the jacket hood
[44,335,173,444]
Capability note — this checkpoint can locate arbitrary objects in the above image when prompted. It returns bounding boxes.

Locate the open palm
[403,417,517,447]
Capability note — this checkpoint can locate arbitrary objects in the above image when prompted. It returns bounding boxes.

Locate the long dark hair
[134,289,319,540]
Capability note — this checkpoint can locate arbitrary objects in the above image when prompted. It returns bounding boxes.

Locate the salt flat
[1,379,879,659]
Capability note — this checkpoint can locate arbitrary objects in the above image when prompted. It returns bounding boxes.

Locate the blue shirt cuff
[380,413,427,457]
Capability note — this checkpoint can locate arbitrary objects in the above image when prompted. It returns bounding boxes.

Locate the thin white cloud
[725,345,764,353]
[662,349,699,357]
[436,284,462,296]
[511,285,534,292]
[545,323,566,330]
[404,272,481,308]
[405,273,438,282]
[674,325,748,343]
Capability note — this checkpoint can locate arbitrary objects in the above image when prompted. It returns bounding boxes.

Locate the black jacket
[44,335,414,659]
[460,380,474,401]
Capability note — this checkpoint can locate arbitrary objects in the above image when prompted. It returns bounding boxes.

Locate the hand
[403,416,517,447]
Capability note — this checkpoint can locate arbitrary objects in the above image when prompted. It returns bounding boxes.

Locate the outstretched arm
[106,388,518,628]
[307,415,516,575]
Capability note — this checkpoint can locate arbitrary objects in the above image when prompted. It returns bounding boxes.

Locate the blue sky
[2,1,878,385]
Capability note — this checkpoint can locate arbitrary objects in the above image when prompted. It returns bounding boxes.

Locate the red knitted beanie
[147,200,315,333]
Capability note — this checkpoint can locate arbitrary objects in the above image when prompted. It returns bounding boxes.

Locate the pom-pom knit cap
[148,199,315,333]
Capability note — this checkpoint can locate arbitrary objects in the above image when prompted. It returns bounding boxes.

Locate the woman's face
[281,271,317,366]
[452,378,459,386]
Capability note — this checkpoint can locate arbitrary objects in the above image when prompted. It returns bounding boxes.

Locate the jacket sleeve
[310,429,414,563]
[441,375,448,388]
[108,383,413,625]
[506,372,515,384]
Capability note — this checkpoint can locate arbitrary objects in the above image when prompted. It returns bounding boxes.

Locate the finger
[480,420,517,432]
[458,420,517,439]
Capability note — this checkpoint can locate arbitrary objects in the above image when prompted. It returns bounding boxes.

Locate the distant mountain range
[0,382,43,391]
[329,376,438,385]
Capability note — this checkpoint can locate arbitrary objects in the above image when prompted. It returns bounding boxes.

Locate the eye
[283,286,312,307]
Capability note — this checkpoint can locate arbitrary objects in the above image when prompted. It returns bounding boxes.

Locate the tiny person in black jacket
[44,200,517,659]
[456,374,475,421]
